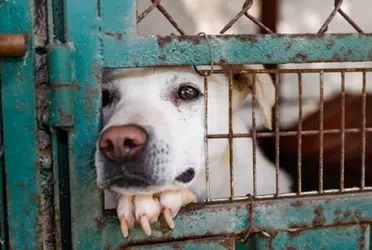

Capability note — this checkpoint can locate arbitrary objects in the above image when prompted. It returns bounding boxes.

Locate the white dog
[95,65,292,237]
[95,0,292,238]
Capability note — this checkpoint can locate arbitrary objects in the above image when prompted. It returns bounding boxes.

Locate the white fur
[98,66,292,210]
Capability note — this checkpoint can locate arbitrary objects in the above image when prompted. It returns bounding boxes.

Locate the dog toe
[133,194,161,236]
[159,189,197,229]
[117,195,135,238]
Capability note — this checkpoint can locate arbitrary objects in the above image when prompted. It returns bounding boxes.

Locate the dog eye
[178,85,200,100]
[102,89,113,107]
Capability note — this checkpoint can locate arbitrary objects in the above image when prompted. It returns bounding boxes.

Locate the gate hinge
[45,43,75,128]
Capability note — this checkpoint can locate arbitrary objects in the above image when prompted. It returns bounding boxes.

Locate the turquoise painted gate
[1,0,372,249]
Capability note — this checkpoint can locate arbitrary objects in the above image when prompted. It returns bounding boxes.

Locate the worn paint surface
[127,236,235,250]
[47,44,75,127]
[103,34,372,68]
[0,0,40,249]
[65,0,104,249]
[255,224,370,250]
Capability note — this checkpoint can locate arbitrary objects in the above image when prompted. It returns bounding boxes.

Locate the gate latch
[0,33,27,57]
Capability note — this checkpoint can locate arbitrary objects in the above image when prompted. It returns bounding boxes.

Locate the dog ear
[231,66,275,130]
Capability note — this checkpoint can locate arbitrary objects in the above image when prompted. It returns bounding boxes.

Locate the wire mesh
[200,67,372,202]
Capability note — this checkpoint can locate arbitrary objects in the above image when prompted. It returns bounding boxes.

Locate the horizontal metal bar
[103,33,372,68]
[101,192,372,247]
[204,67,372,74]
[207,127,372,139]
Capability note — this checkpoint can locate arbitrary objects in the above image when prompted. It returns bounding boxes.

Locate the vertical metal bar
[361,71,367,190]
[65,0,103,248]
[0,0,40,248]
[101,0,137,39]
[228,70,234,200]
[297,73,303,195]
[319,71,324,194]
[275,73,280,196]
[251,73,257,197]
[0,76,6,250]
[340,72,345,192]
[204,74,211,201]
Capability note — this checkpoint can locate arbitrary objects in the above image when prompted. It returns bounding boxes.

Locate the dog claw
[116,189,196,237]
[139,215,152,236]
[162,207,175,229]
[120,217,129,238]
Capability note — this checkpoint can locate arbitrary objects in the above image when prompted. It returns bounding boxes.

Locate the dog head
[95,66,275,195]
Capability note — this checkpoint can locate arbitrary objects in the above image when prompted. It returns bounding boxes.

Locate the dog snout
[99,125,148,161]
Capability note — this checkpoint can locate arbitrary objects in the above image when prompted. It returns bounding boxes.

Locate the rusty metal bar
[137,0,159,23]
[340,72,346,191]
[319,71,325,194]
[104,34,372,67]
[275,73,280,196]
[0,33,28,57]
[152,0,185,35]
[228,70,234,200]
[318,0,343,34]
[205,67,372,74]
[251,73,257,197]
[208,127,372,139]
[203,74,211,201]
[297,73,303,195]
[220,0,252,34]
[361,71,367,190]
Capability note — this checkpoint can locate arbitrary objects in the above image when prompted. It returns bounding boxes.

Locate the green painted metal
[64,0,103,249]
[52,0,372,249]
[127,236,236,250]
[0,0,40,249]
[103,34,372,68]
[255,224,370,250]
[47,44,75,128]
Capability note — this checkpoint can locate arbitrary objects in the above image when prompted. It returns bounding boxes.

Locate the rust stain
[94,216,105,231]
[104,32,122,40]
[312,206,326,226]
[236,34,258,43]
[359,224,368,249]
[157,35,172,49]
[159,54,167,61]
[293,53,307,62]
[290,200,303,208]
[29,194,39,203]
[17,182,26,189]
[218,59,227,64]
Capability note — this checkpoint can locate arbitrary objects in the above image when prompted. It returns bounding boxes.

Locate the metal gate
[1,0,372,249]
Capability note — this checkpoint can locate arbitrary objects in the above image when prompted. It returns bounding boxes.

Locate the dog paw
[117,194,160,237]
[116,189,196,237]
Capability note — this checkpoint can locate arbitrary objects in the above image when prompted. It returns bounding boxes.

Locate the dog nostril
[107,141,114,152]
[123,138,136,149]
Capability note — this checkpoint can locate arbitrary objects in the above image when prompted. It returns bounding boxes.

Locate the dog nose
[99,125,148,161]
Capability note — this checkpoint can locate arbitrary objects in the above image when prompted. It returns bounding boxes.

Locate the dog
[95,65,293,237]
[95,0,292,238]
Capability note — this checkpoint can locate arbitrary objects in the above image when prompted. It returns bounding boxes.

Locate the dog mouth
[100,168,196,190]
